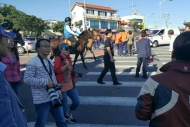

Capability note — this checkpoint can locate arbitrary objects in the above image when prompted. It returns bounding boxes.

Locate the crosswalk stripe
[69,96,137,106]
[27,122,148,127]
[156,55,170,56]
[86,72,157,75]
[21,68,26,71]
[162,62,167,65]
[95,65,155,68]
[76,81,144,87]
[159,58,171,60]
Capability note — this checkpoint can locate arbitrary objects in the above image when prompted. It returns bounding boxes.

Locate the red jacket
[135,60,190,127]
[54,54,75,87]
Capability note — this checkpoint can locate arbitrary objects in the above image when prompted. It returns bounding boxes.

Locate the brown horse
[50,29,99,69]
[11,28,25,47]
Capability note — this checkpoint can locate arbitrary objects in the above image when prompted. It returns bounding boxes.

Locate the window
[73,12,76,17]
[110,22,117,29]
[98,11,103,16]
[101,21,108,29]
[86,9,94,15]
[104,12,107,17]
[90,20,99,29]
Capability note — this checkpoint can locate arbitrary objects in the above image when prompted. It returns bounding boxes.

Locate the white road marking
[27,122,148,127]
[86,72,157,75]
[76,81,144,87]
[95,65,155,68]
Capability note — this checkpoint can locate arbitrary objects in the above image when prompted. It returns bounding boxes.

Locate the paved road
[18,46,171,127]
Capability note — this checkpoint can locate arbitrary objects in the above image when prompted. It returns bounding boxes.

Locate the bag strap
[38,54,53,81]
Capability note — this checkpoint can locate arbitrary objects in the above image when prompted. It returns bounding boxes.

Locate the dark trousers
[67,36,79,53]
[135,58,148,76]
[97,55,118,84]
[127,44,133,55]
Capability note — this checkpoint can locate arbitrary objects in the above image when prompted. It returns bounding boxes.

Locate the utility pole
[164,11,170,28]
[83,0,86,30]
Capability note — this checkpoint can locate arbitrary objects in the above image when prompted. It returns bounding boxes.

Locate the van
[149,28,180,47]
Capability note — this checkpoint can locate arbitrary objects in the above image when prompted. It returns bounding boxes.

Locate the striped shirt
[23,56,60,104]
[2,52,21,82]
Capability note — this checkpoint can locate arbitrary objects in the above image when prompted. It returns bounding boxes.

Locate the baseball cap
[0,25,16,38]
[59,43,69,50]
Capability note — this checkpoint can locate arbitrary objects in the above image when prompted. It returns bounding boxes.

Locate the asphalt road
[18,45,171,127]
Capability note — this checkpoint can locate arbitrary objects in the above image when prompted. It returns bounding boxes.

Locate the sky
[2,0,189,28]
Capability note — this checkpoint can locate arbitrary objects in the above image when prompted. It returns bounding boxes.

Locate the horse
[50,29,99,69]
[11,28,25,47]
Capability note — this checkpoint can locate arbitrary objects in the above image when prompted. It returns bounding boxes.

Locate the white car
[17,38,37,54]
[149,28,180,47]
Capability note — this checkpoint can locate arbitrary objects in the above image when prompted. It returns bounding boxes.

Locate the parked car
[149,28,180,47]
[17,37,37,54]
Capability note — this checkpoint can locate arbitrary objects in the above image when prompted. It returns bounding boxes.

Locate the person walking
[168,29,176,60]
[134,30,152,79]
[0,25,27,127]
[127,30,134,56]
[1,37,22,96]
[135,32,190,127]
[54,43,80,123]
[24,39,67,127]
[115,30,122,56]
[121,30,128,56]
[97,29,122,85]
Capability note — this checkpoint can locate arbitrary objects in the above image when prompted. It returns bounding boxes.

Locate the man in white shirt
[76,22,82,35]
[168,29,176,60]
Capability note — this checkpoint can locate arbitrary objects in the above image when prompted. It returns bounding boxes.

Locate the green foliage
[0,4,49,37]
[52,21,64,33]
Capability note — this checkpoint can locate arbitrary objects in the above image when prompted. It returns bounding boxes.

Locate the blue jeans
[118,43,124,55]
[34,102,67,127]
[61,87,80,115]
[10,82,20,96]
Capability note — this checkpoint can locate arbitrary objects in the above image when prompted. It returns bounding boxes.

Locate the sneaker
[65,114,76,123]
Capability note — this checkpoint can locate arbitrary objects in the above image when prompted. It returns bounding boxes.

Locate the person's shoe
[65,114,76,123]
[113,82,122,85]
[134,75,139,78]
[97,81,105,84]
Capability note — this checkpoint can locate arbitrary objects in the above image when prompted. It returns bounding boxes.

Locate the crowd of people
[1,17,190,127]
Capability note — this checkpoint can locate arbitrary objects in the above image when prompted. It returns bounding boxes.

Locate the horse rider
[64,17,80,54]
[76,22,82,35]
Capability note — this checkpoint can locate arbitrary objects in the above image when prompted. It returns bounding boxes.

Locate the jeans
[34,102,67,127]
[118,43,124,55]
[10,82,20,96]
[61,87,80,115]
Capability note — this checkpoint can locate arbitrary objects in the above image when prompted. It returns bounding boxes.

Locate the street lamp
[145,13,154,27]
[158,0,172,27]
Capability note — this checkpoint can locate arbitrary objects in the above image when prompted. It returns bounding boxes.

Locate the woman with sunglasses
[1,38,22,96]
[54,43,80,124]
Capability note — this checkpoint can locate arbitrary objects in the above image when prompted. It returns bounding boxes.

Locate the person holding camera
[24,39,67,127]
[54,43,80,123]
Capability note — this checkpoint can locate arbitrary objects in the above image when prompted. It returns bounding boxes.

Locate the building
[71,2,120,31]
[120,14,144,29]
[44,19,58,28]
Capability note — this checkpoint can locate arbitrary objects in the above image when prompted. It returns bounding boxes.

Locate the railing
[86,14,120,20]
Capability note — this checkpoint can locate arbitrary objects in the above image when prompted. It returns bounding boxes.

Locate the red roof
[71,2,117,12]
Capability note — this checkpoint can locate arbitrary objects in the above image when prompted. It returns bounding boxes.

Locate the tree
[0,4,49,37]
[53,21,64,34]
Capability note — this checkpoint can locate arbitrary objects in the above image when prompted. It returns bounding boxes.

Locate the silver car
[17,38,37,54]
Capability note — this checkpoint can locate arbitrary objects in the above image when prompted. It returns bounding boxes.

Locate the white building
[71,2,120,31]
[44,19,58,28]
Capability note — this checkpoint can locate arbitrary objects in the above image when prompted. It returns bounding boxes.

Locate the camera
[72,71,83,78]
[47,84,62,108]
